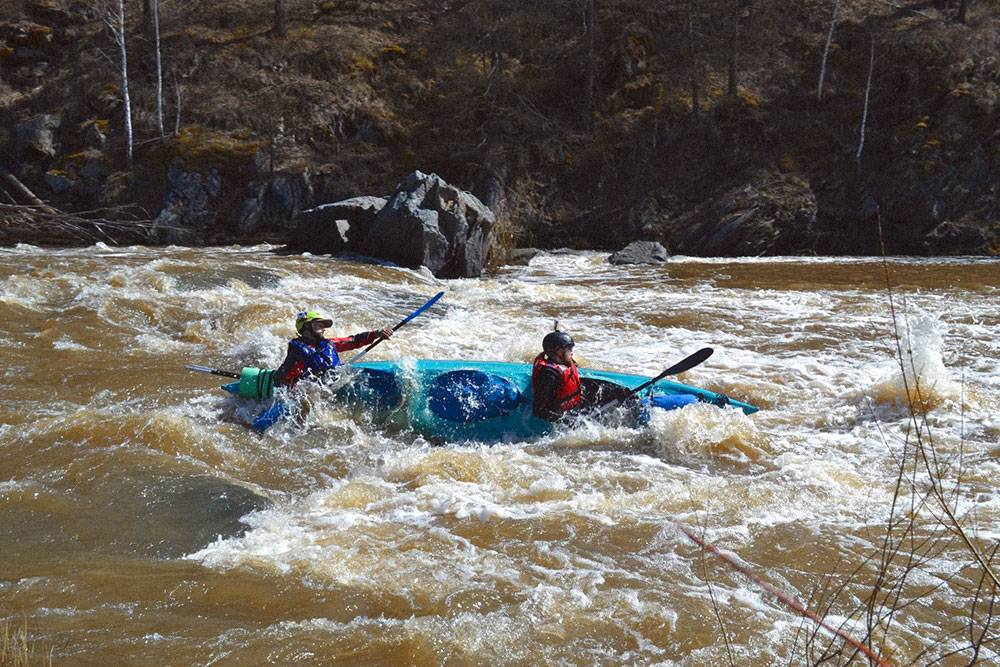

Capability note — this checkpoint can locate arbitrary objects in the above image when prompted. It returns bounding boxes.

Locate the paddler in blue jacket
[274,310,392,388]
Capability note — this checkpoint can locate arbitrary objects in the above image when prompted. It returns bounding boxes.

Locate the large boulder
[654,170,819,255]
[288,195,387,253]
[14,113,61,159]
[291,171,496,278]
[609,241,668,265]
[236,172,314,236]
[151,167,223,244]
[922,217,999,255]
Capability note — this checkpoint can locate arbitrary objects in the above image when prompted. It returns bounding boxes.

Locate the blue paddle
[342,290,445,366]
[186,291,445,380]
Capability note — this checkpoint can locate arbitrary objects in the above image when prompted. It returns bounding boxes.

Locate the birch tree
[103,0,133,165]
[817,0,839,101]
[856,36,875,166]
[153,0,164,138]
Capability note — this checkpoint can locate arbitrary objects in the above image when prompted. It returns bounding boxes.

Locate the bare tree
[173,69,182,134]
[856,35,874,166]
[727,0,749,99]
[583,0,596,112]
[153,0,164,139]
[956,0,968,23]
[817,0,839,101]
[272,0,286,38]
[687,0,700,113]
[103,0,134,165]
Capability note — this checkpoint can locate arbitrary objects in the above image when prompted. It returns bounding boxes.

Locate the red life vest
[532,352,582,412]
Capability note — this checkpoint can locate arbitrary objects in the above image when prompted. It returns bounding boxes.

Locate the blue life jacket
[290,338,341,374]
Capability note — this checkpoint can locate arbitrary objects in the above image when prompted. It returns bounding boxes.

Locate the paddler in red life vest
[531,330,583,421]
[274,310,392,389]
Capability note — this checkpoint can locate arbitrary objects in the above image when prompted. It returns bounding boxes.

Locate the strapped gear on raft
[295,310,334,334]
[542,330,575,354]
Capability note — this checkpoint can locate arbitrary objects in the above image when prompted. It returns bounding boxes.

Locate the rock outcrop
[289,171,496,278]
[151,168,223,244]
[653,171,819,256]
[608,241,668,265]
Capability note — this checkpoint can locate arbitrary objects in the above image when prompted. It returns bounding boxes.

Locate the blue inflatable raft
[222,359,758,441]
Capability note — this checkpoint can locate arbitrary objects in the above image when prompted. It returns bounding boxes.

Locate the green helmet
[295,310,333,334]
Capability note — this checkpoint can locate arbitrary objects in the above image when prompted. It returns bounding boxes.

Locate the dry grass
[0,616,51,667]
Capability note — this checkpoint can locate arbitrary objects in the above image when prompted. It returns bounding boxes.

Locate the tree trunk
[727,0,741,99]
[956,0,968,23]
[0,166,57,213]
[153,0,164,139]
[173,70,182,134]
[817,0,839,102]
[856,36,875,168]
[142,0,154,42]
[584,0,596,114]
[116,0,133,165]
[272,0,286,38]
[688,0,700,114]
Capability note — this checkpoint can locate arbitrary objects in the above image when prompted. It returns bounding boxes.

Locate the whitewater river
[1,245,998,665]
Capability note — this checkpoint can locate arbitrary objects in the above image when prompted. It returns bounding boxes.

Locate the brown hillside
[1,0,997,255]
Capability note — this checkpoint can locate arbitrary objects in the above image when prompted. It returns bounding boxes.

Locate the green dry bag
[238,367,275,400]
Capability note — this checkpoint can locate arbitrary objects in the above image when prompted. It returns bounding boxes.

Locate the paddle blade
[659,347,713,378]
[628,347,714,397]
[396,290,445,328]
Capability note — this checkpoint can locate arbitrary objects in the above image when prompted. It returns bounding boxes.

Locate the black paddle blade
[628,347,714,396]
[658,347,713,378]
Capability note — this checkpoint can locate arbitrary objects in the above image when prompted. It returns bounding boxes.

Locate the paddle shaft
[186,364,240,379]
[626,347,714,397]
[185,291,445,381]
[343,291,445,365]
[590,347,714,415]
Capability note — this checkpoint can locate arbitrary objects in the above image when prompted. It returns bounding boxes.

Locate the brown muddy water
[1,245,998,665]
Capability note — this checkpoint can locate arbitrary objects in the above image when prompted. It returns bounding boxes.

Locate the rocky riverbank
[1,0,997,263]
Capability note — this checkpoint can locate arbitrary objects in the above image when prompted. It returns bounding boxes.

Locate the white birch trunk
[817,0,839,102]
[174,71,182,135]
[109,0,133,165]
[153,0,163,139]
[856,37,875,165]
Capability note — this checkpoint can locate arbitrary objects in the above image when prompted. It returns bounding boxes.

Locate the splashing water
[1,246,998,664]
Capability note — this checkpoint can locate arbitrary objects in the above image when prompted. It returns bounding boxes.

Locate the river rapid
[1,245,998,665]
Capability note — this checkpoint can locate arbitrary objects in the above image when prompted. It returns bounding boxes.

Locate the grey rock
[292,171,495,277]
[14,113,62,159]
[507,248,540,265]
[44,170,75,194]
[922,218,998,255]
[82,121,107,149]
[364,202,451,273]
[652,171,819,256]
[79,155,108,180]
[288,195,386,252]
[608,241,669,265]
[152,168,223,244]
[237,173,313,236]
[360,171,496,278]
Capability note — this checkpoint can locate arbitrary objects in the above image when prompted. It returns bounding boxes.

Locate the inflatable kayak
[221,359,758,442]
